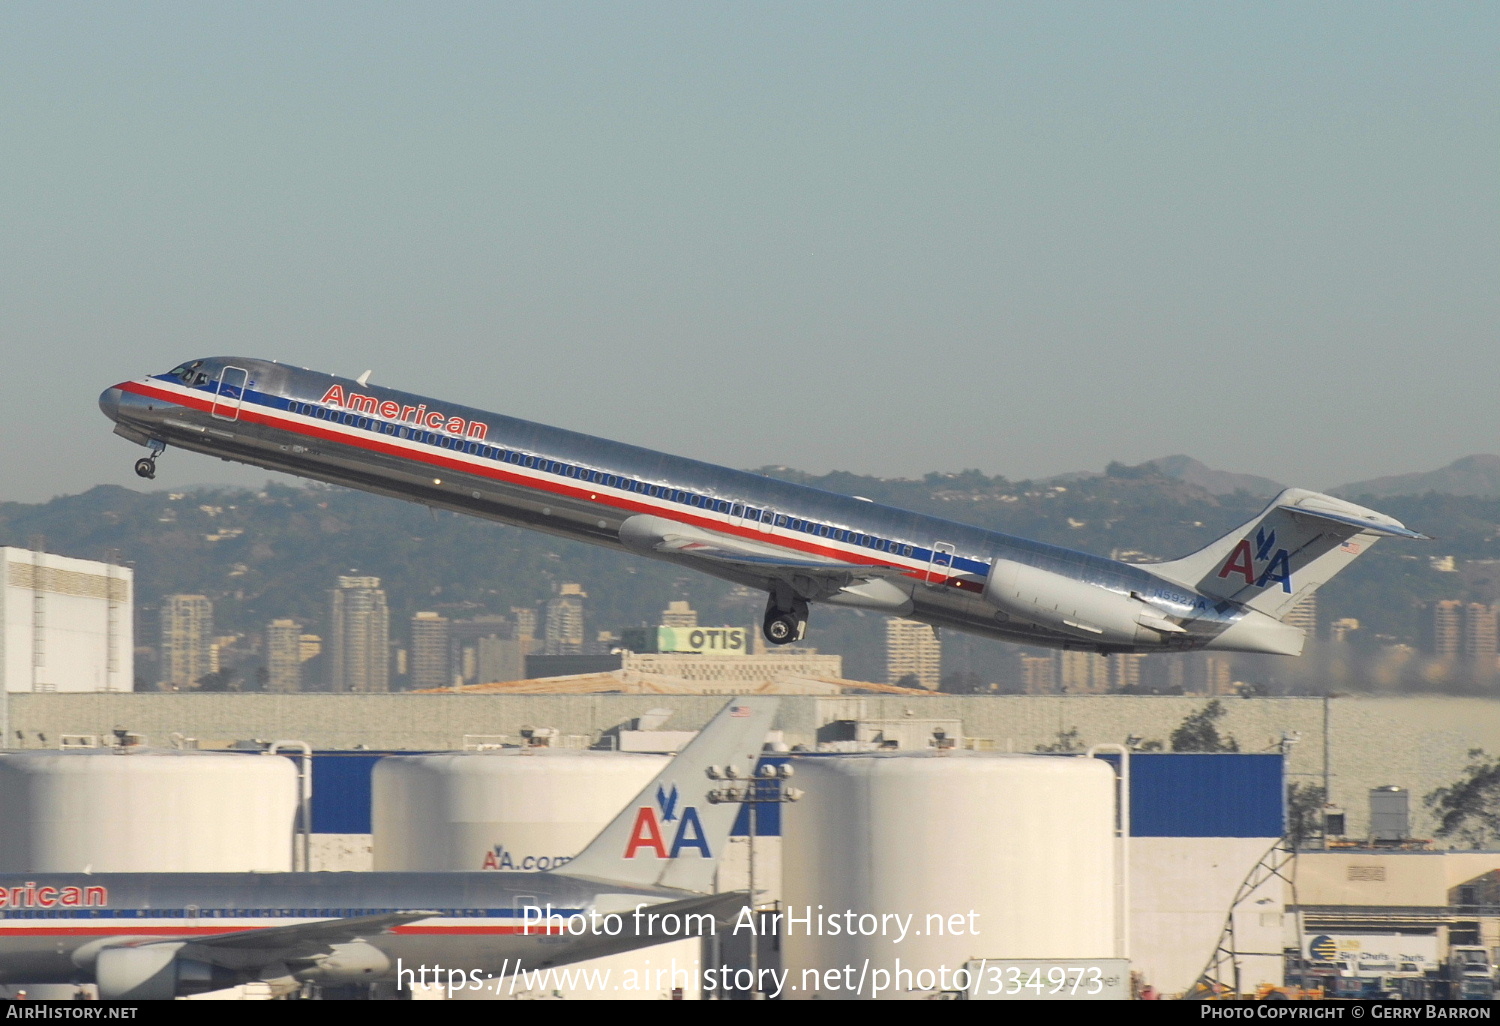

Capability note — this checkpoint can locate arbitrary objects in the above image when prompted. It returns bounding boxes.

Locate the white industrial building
[1,547,133,694]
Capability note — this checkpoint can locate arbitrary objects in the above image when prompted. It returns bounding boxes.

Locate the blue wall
[1125,753,1284,838]
[301,751,1284,839]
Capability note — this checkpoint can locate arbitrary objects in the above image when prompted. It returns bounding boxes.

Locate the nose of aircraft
[98,386,123,423]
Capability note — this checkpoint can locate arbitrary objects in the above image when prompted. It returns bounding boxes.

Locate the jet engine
[983,559,1185,646]
[95,943,235,1000]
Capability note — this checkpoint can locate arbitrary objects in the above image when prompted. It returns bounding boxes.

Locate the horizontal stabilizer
[1147,488,1425,621]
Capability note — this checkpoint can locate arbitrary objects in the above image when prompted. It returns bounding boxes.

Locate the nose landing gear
[762,590,809,646]
[133,439,167,480]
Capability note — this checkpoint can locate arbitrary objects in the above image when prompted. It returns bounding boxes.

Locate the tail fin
[559,697,778,893]
[1149,488,1426,620]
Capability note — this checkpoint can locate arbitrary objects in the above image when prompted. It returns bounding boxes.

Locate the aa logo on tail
[623,783,711,859]
[1218,528,1293,593]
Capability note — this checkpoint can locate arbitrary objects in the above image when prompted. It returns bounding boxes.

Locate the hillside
[1334,455,1500,500]
[0,462,1486,690]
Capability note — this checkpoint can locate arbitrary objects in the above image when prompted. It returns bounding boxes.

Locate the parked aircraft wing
[180,910,437,953]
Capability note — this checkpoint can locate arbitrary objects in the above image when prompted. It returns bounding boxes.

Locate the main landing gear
[762,590,809,646]
[134,439,167,480]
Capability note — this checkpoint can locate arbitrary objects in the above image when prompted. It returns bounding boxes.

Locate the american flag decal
[729,706,751,717]
[1341,540,1361,554]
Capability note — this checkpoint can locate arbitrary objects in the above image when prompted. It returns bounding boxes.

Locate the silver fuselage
[0,871,697,985]
[100,357,1243,652]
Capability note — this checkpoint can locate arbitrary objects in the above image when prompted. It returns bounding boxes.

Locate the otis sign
[623,784,711,859]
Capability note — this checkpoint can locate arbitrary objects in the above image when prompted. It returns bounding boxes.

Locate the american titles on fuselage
[318,384,489,441]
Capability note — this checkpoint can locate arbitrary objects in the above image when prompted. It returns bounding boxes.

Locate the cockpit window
[165,360,208,385]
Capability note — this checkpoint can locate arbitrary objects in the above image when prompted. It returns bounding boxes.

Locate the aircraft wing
[110,910,436,957]
[618,514,908,588]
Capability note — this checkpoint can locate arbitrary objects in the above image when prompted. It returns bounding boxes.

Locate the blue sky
[2,2,1495,501]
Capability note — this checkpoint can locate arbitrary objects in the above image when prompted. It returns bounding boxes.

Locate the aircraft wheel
[763,613,803,646]
[133,458,156,480]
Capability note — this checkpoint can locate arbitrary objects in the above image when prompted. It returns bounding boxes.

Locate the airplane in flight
[0,697,777,999]
[99,358,1425,657]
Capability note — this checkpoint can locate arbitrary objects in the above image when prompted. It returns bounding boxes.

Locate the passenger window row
[285,400,924,562]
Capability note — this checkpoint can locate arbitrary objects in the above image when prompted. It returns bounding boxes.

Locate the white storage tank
[372,749,669,871]
[782,751,1118,999]
[0,748,298,872]
[373,748,698,1001]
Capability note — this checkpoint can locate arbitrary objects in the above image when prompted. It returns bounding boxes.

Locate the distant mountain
[1046,455,1281,498]
[1143,455,1282,498]
[1333,455,1500,499]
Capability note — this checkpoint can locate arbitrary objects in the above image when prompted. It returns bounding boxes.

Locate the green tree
[1169,700,1239,752]
[938,670,988,695]
[1036,726,1083,753]
[1287,782,1327,847]
[1425,749,1500,848]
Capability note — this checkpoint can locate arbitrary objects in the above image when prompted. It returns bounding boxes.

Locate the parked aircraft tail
[1148,488,1427,621]
[560,697,779,893]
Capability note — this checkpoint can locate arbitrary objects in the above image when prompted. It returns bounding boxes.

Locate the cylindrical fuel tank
[0,748,298,872]
[371,748,669,871]
[372,747,698,1000]
[782,751,1118,998]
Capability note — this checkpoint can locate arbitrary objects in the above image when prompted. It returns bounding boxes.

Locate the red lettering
[36,887,56,907]
[60,887,82,907]
[399,405,416,421]
[466,421,488,440]
[319,385,345,406]
[445,416,466,434]
[623,807,668,859]
[85,886,107,907]
[1217,539,1256,585]
[481,851,498,870]
[345,393,377,414]
[379,400,400,418]
[425,411,446,429]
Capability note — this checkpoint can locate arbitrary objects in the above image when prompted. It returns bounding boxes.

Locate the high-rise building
[1019,653,1057,695]
[329,576,389,693]
[266,619,303,693]
[661,601,698,628]
[1205,654,1234,696]
[410,611,452,690]
[1463,603,1499,669]
[1108,652,1145,692]
[1425,600,1463,661]
[884,618,941,690]
[544,583,586,656]
[161,594,214,689]
[0,547,133,694]
[512,606,538,650]
[448,615,516,684]
[1282,593,1318,640]
[476,636,524,684]
[1058,650,1110,694]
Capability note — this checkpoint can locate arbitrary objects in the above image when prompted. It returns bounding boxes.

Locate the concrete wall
[1295,851,1500,907]
[7,693,1500,840]
[1130,837,1284,997]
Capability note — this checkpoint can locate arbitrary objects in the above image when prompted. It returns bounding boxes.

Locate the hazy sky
[2,2,1494,503]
